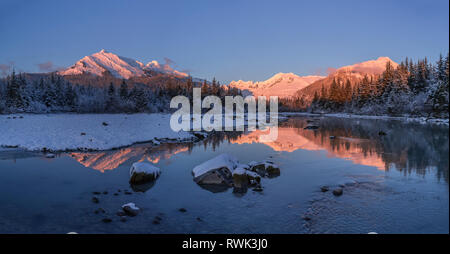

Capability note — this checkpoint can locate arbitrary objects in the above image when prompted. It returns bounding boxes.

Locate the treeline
[0,72,241,114]
[281,53,449,118]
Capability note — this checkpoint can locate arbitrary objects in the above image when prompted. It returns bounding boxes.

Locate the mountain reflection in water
[68,117,449,183]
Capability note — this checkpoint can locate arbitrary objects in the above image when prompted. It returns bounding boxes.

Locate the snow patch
[0,113,194,151]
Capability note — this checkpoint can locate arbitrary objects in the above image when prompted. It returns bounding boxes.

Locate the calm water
[0,116,448,234]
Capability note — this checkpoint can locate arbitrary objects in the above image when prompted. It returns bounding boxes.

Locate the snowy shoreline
[280,112,449,125]
[0,113,196,152]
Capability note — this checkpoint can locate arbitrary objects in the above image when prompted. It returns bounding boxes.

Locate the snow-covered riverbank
[0,114,195,151]
[280,112,449,125]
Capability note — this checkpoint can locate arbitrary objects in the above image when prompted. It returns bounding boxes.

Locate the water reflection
[234,117,448,182]
[63,117,448,183]
[68,131,244,172]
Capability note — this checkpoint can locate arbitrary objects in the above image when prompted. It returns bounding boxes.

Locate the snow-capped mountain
[297,57,398,99]
[229,73,325,98]
[59,49,188,79]
[331,56,398,77]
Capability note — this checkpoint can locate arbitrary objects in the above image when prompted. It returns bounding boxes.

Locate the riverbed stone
[122,203,140,217]
[333,188,343,196]
[102,218,112,223]
[129,162,161,184]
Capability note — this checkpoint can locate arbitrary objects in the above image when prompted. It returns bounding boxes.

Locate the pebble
[92,197,100,203]
[102,218,112,223]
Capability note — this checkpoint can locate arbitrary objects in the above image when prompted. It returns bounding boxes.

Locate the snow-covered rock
[122,202,140,216]
[232,166,261,184]
[192,154,279,191]
[129,162,161,184]
[192,154,238,185]
[249,161,280,177]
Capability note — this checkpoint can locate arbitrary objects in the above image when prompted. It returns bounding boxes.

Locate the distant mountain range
[57,50,397,99]
[229,73,324,98]
[297,57,398,100]
[228,57,397,99]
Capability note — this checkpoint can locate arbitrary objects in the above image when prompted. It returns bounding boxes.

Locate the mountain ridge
[229,73,325,98]
[296,57,399,100]
[59,49,188,79]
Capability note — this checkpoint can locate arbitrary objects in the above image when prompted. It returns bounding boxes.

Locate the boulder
[192,154,237,186]
[232,166,261,193]
[332,188,343,196]
[129,162,161,184]
[248,161,280,178]
[122,203,140,217]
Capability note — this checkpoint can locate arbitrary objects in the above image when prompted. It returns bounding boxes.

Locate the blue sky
[0,0,448,83]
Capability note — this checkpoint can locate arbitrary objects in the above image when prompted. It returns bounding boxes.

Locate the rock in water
[320,186,329,192]
[122,203,140,217]
[248,161,280,178]
[332,188,343,196]
[192,154,238,186]
[102,218,112,223]
[129,162,161,184]
[232,166,261,193]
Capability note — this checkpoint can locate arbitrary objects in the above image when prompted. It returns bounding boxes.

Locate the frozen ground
[0,114,194,151]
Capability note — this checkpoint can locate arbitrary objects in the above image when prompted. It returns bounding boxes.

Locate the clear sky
[0,0,448,83]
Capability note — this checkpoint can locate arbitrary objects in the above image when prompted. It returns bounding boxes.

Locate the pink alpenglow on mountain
[334,57,399,76]
[229,72,324,98]
[59,49,188,79]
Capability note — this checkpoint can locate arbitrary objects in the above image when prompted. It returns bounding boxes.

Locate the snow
[122,202,140,212]
[59,49,188,79]
[122,202,139,210]
[337,57,398,75]
[130,162,161,178]
[0,113,195,151]
[59,50,146,79]
[232,166,260,178]
[229,73,324,98]
[192,153,239,178]
[232,167,247,176]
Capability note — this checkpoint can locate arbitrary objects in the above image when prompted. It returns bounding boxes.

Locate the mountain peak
[229,72,325,98]
[336,56,398,75]
[59,50,188,79]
